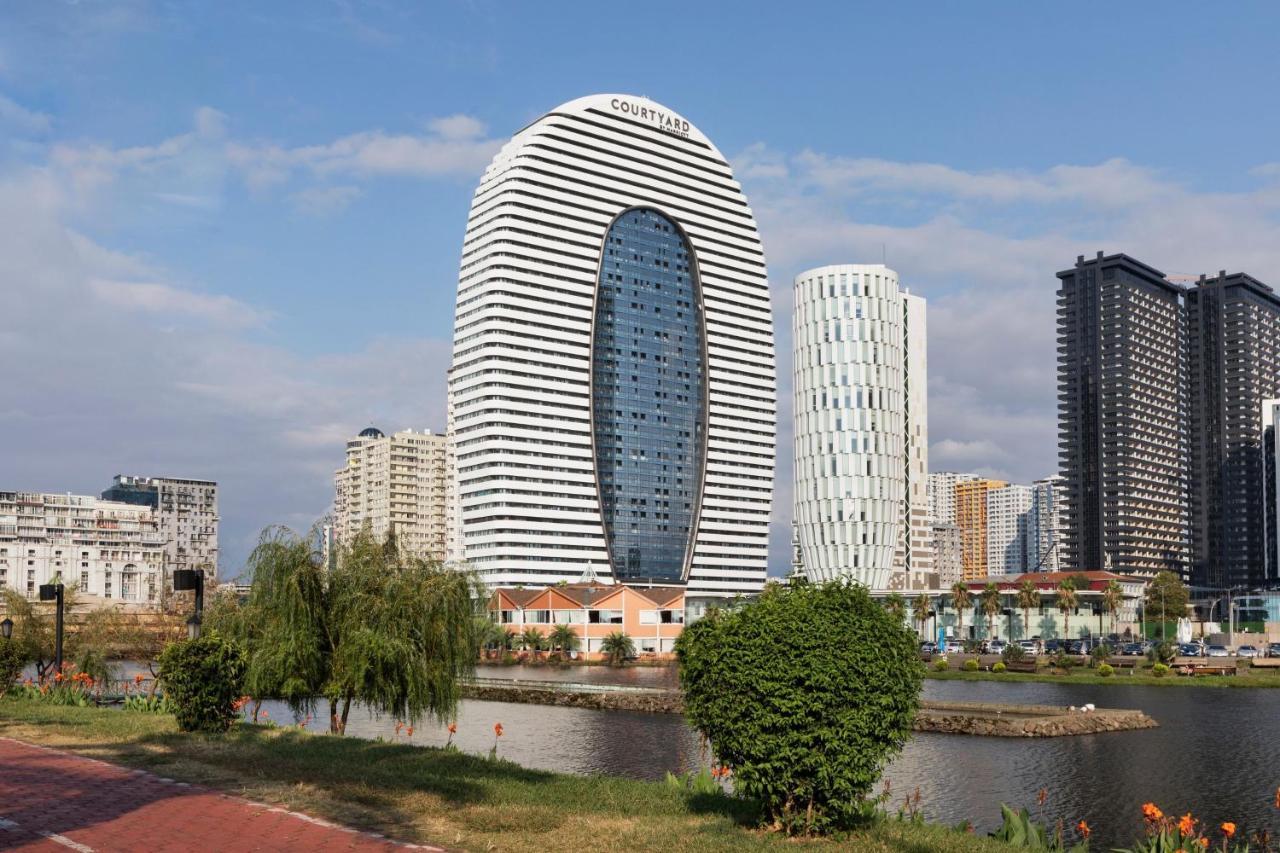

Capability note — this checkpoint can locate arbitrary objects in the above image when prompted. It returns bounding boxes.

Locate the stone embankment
[459,680,1158,736]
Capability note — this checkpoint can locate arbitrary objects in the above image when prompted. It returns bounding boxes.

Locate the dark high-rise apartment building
[1186,272,1280,589]
[1055,252,1189,577]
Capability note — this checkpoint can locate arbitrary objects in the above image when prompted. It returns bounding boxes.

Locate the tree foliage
[0,640,28,697]
[950,582,972,639]
[238,526,480,734]
[600,631,634,667]
[980,583,1002,638]
[676,581,923,835]
[158,631,246,733]
[1143,571,1190,623]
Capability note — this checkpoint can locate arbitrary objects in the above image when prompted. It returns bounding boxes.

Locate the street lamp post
[172,569,204,640]
[1,617,12,641]
[37,583,64,672]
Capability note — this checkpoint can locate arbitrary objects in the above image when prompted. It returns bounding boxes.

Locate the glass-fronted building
[448,95,776,598]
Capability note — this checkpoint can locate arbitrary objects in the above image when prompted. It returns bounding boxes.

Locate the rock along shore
[459,682,1158,736]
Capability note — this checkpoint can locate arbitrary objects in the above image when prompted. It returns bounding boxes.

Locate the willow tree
[243,526,479,734]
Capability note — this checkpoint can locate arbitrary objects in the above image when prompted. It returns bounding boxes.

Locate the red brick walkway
[0,738,441,852]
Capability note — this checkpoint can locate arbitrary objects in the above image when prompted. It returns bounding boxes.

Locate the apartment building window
[27,570,35,596]
[588,609,623,624]
[80,571,89,588]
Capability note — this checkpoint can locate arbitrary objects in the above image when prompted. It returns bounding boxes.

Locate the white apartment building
[1030,474,1066,573]
[0,491,165,605]
[986,484,1034,575]
[931,523,963,587]
[793,264,929,590]
[927,472,979,526]
[333,427,453,562]
[447,94,776,597]
[101,475,218,584]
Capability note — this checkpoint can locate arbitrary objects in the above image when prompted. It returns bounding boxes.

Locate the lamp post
[38,583,64,672]
[1,616,12,641]
[172,569,204,640]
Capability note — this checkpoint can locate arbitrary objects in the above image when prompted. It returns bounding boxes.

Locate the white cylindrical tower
[793,264,905,588]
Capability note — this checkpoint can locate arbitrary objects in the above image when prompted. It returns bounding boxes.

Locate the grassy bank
[0,697,1012,852]
[926,666,1280,688]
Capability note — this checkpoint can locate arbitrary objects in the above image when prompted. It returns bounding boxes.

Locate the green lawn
[0,696,1014,852]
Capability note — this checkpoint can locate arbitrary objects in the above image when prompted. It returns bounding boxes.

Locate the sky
[4,1,1280,579]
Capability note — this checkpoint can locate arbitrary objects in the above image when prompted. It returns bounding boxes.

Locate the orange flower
[1178,813,1196,835]
[406,726,414,737]
[395,722,403,734]
[134,673,145,684]
[1037,788,1048,807]
[54,671,63,683]
[1198,839,1209,849]
[1142,802,1164,822]
[1077,820,1091,839]
[447,722,457,735]
[1221,822,1236,838]
[1275,787,1280,809]
[494,723,504,737]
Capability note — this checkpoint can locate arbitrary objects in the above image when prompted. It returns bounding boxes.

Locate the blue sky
[4,1,1280,578]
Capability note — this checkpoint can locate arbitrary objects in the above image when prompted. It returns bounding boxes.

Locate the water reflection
[250,675,1279,849]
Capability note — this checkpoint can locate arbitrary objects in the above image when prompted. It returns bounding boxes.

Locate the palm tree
[520,627,544,658]
[980,583,1002,641]
[1057,579,1078,641]
[500,628,517,652]
[950,582,972,643]
[1102,579,1123,636]
[600,631,634,667]
[1016,579,1041,642]
[911,593,931,640]
[548,624,579,658]
[884,592,906,624]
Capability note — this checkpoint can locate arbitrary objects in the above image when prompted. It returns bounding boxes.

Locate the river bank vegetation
[0,696,1012,852]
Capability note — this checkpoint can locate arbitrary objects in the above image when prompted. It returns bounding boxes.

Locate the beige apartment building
[955,478,1007,580]
[333,427,453,562]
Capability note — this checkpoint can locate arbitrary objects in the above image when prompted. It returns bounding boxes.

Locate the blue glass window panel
[592,208,706,583]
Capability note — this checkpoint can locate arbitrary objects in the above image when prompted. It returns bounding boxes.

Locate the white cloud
[0,92,52,134]
[289,184,361,216]
[89,279,269,329]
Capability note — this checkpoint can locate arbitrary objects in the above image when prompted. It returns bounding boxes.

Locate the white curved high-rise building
[793,264,929,589]
[448,95,776,599]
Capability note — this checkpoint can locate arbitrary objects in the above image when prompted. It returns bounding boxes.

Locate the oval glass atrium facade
[592,208,707,583]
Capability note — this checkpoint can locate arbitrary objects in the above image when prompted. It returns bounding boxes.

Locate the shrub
[1097,663,1114,678]
[1001,643,1026,664]
[932,659,950,672]
[1090,644,1113,666]
[1151,662,1170,678]
[963,658,980,672]
[0,641,29,698]
[677,581,922,835]
[158,632,246,733]
[992,661,1006,673]
[1148,642,1177,664]
[1052,650,1078,669]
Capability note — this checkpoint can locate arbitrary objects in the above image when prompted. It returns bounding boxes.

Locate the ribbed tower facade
[793,264,924,589]
[447,95,776,597]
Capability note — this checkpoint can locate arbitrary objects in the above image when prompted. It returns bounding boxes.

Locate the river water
[241,666,1277,847]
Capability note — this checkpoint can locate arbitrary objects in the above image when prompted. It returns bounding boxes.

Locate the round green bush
[158,631,246,733]
[1097,663,1114,678]
[932,658,950,672]
[676,581,922,835]
[1151,662,1170,678]
[963,658,980,672]
[992,661,1006,673]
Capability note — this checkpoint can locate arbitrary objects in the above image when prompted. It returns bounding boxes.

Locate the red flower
[447,722,457,735]
[1077,820,1090,839]
[134,673,145,684]
[494,723,504,737]
[406,726,414,737]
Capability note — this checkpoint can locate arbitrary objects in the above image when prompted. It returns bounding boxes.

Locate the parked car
[1236,645,1261,659]
[1120,643,1145,656]
[1177,643,1204,657]
[1043,639,1063,654]
[1065,640,1087,655]
[1268,642,1280,658]
[944,640,964,654]
[919,641,937,654]
[1205,644,1231,658]
[988,639,1007,655]
[1017,640,1040,654]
